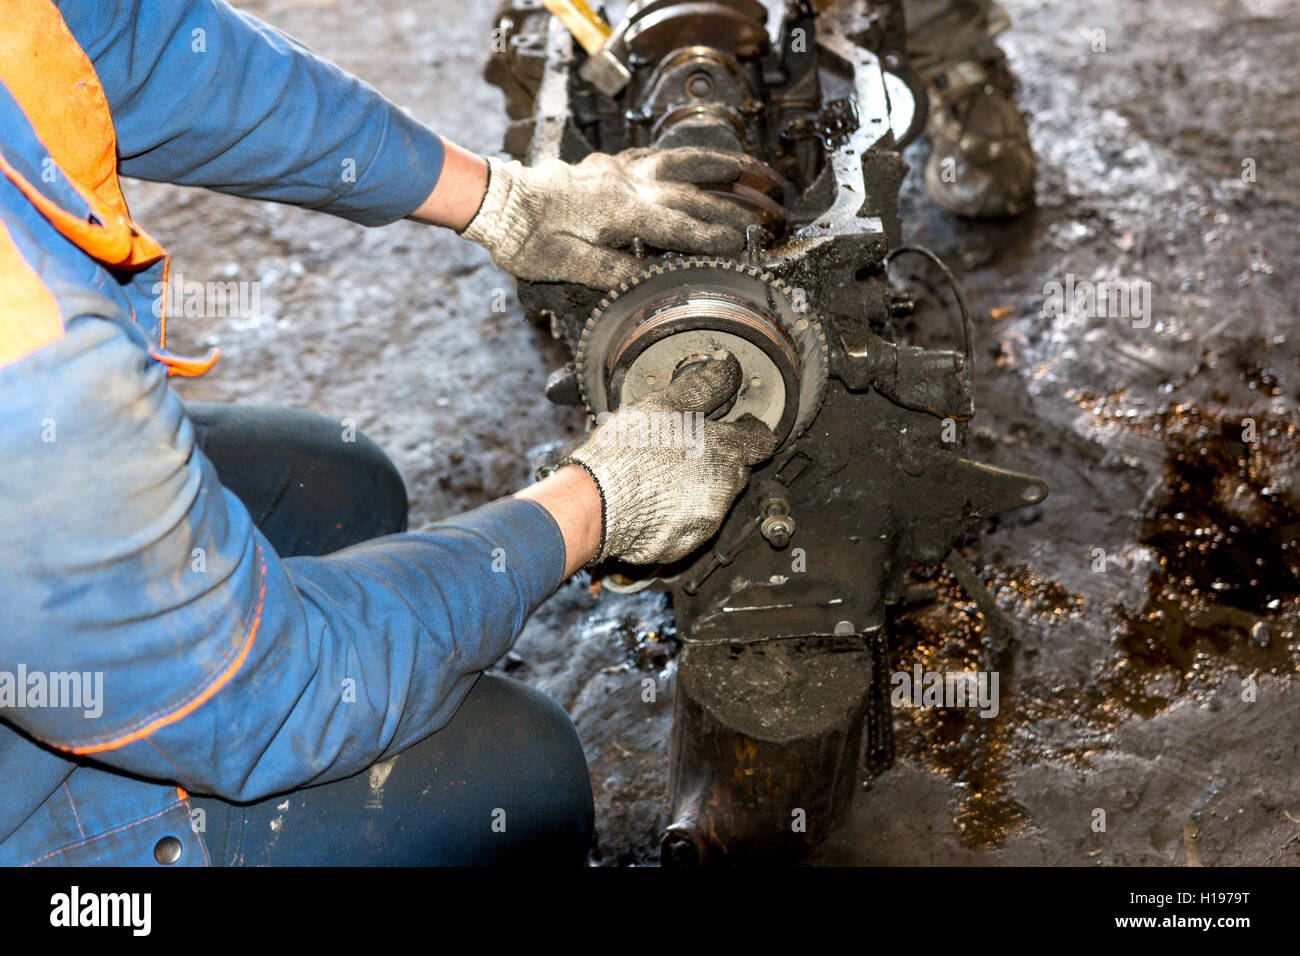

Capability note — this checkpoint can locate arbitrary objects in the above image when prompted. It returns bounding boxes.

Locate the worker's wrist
[513,464,603,578]
[406,136,490,230]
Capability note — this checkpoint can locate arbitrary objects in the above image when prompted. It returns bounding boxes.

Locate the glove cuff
[561,458,609,565]
[566,442,670,564]
[458,157,545,266]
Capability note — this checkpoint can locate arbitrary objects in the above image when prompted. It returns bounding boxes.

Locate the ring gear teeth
[575,257,829,447]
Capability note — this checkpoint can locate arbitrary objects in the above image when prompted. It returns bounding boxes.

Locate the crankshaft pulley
[575,258,829,447]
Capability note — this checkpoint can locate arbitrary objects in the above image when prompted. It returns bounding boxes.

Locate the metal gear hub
[575,258,829,447]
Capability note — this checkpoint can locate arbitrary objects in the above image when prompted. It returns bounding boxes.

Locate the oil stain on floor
[888,401,1300,850]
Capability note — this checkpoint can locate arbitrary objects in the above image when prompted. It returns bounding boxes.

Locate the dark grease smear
[588,587,681,673]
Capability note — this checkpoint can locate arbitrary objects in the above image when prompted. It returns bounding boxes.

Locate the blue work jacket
[0,0,566,866]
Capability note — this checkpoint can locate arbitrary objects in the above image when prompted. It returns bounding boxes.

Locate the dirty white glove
[459,148,759,289]
[565,354,777,565]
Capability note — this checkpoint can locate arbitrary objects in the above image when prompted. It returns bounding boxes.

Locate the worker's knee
[198,673,591,866]
[295,408,408,540]
[449,673,594,864]
[187,402,408,555]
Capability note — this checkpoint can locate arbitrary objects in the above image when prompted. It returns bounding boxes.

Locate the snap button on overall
[153,835,183,864]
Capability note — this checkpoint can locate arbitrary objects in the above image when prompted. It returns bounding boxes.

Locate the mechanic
[902,0,1036,218]
[0,0,773,866]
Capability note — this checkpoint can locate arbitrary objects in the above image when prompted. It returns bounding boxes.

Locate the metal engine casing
[485,0,1046,864]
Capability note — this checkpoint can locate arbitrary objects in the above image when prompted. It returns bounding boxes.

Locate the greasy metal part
[482,1,555,156]
[681,448,810,596]
[758,478,795,547]
[625,0,771,62]
[759,512,794,546]
[860,627,895,786]
[576,258,829,444]
[880,58,927,148]
[641,45,759,150]
[886,244,975,393]
[944,549,1015,668]
[663,633,875,865]
[484,0,1047,865]
[700,179,788,235]
[700,157,788,235]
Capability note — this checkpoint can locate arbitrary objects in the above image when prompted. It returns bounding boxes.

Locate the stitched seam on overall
[22,799,186,866]
[61,782,85,839]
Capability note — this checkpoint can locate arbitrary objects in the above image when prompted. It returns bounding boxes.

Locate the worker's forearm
[514,465,602,577]
[407,138,489,230]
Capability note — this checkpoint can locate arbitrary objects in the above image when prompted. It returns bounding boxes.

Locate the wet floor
[127,0,1300,864]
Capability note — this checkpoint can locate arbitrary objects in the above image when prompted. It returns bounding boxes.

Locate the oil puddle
[889,403,1300,849]
[1107,404,1300,712]
[618,619,679,673]
[888,565,1069,849]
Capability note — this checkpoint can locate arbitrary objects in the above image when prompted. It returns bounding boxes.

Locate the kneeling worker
[0,0,772,865]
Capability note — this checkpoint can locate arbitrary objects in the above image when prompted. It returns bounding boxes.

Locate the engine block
[486,0,1047,864]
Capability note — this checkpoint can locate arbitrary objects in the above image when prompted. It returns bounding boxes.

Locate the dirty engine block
[485,0,1047,863]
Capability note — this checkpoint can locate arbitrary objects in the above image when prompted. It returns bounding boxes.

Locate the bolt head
[761,514,795,548]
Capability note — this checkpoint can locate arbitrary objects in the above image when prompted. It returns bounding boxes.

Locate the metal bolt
[761,514,795,548]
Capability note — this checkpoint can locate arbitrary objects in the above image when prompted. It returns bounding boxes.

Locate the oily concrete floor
[129,0,1300,865]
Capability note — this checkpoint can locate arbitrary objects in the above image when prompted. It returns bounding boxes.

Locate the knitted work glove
[459,147,759,289]
[565,354,778,565]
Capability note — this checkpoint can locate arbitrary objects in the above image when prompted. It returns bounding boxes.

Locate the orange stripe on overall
[0,219,63,367]
[0,0,200,367]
